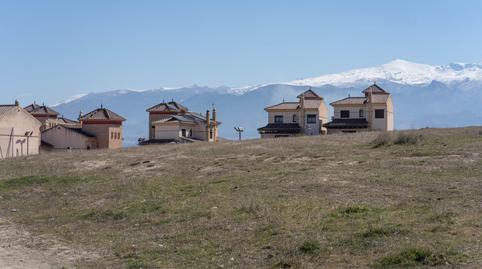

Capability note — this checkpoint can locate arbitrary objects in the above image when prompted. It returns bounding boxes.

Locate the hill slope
[1,129,482,268]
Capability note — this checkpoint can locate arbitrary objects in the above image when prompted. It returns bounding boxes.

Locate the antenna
[234,126,244,141]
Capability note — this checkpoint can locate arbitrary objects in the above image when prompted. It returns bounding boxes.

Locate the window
[274,115,283,123]
[359,109,364,118]
[375,109,385,119]
[111,132,114,139]
[292,114,297,123]
[181,129,186,137]
[340,110,350,118]
[306,114,317,124]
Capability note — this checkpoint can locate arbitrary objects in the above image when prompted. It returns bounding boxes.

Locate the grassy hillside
[1,128,482,268]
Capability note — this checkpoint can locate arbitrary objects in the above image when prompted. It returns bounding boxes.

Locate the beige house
[324,84,394,133]
[41,124,97,150]
[143,101,219,144]
[258,89,328,138]
[42,106,126,150]
[24,102,61,131]
[0,101,42,159]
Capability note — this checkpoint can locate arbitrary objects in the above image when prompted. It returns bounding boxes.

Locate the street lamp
[24,131,33,155]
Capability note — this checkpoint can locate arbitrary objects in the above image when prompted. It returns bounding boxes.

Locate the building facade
[78,106,126,149]
[143,101,219,144]
[324,84,394,133]
[258,89,329,138]
[0,102,42,159]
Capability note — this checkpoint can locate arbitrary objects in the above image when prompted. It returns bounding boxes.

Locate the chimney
[212,107,217,142]
[205,110,211,141]
[206,109,211,126]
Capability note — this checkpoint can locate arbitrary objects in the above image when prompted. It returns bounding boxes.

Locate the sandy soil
[0,217,95,269]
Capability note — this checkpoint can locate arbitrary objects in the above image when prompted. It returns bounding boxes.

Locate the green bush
[299,240,320,254]
[393,132,423,145]
[376,247,446,268]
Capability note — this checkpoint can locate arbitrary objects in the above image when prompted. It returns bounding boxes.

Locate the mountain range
[53,59,482,145]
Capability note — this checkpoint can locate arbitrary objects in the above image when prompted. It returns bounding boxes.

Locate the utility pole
[234,127,244,141]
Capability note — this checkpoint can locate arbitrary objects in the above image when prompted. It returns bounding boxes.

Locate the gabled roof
[152,112,221,125]
[57,116,79,124]
[265,102,300,111]
[297,88,322,99]
[330,97,367,106]
[0,105,18,120]
[79,107,126,121]
[362,84,389,95]
[146,101,189,113]
[24,103,59,116]
[43,124,95,138]
[0,104,42,126]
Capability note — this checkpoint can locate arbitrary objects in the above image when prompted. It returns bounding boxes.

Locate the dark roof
[330,97,367,106]
[265,102,300,111]
[258,123,302,134]
[24,103,59,116]
[58,116,79,124]
[0,105,18,119]
[323,118,369,129]
[146,101,189,113]
[297,88,322,99]
[43,125,96,138]
[152,112,221,125]
[79,107,126,121]
[362,84,389,95]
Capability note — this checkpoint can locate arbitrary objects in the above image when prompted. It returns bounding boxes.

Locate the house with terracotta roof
[41,106,126,150]
[24,102,61,131]
[24,102,79,131]
[258,88,329,138]
[324,84,394,133]
[143,100,219,143]
[0,101,42,159]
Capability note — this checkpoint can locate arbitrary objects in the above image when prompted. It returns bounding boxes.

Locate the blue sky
[1,0,482,105]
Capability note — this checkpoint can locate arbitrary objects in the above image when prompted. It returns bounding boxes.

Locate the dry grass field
[1,128,482,268]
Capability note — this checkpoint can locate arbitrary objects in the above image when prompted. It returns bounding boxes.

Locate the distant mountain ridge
[53,60,482,145]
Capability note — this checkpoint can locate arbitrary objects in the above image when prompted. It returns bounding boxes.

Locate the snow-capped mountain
[288,59,482,86]
[53,59,482,144]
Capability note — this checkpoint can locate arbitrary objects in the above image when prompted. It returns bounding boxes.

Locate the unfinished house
[42,106,126,150]
[324,84,394,133]
[0,101,42,159]
[258,89,328,138]
[143,100,219,144]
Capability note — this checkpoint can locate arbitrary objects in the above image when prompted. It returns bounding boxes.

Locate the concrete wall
[81,123,123,149]
[154,123,181,139]
[41,126,97,149]
[302,109,321,135]
[148,114,172,140]
[333,106,367,119]
[0,109,41,159]
[267,111,300,124]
